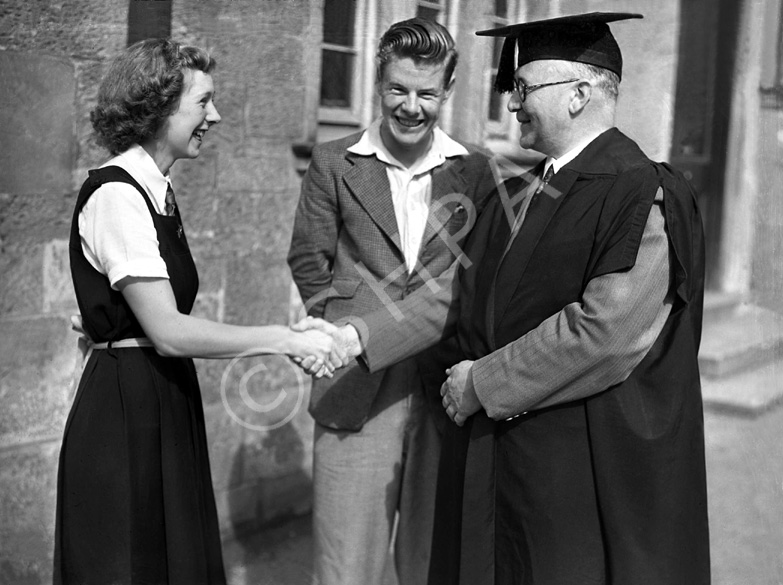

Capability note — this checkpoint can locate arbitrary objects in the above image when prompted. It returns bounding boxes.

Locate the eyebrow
[386,82,442,93]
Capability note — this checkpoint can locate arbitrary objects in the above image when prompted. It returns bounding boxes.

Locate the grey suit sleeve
[287,147,340,318]
[472,188,673,420]
[349,257,461,372]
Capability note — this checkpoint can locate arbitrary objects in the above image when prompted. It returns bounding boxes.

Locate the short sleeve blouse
[79,144,171,290]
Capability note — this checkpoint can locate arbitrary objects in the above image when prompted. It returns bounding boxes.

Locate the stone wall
[753,106,783,313]
[0,0,320,581]
[172,0,323,541]
[579,0,680,162]
[1,2,125,581]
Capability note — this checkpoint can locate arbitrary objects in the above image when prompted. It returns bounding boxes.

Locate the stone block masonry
[0,0,323,581]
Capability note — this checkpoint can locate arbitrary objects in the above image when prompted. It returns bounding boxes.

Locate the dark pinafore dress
[54,166,226,584]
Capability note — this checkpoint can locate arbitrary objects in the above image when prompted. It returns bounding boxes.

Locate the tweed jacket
[287,130,495,431]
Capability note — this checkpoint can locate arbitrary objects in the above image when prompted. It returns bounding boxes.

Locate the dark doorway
[670,0,743,288]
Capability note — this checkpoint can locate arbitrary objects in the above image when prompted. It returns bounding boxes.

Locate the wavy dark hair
[91,38,216,155]
[376,18,458,89]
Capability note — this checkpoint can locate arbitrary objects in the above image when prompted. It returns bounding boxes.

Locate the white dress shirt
[348,118,469,273]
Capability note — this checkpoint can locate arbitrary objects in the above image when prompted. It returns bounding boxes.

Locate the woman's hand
[288,328,344,378]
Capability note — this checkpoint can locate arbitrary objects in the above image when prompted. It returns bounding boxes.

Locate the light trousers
[312,362,441,585]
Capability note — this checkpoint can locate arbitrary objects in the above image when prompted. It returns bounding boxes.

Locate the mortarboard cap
[476,12,643,93]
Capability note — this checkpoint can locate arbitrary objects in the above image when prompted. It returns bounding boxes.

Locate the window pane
[494,0,508,18]
[417,6,441,22]
[320,50,353,107]
[323,0,355,46]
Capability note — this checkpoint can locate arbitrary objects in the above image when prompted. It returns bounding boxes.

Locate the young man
[287,18,494,585]
[326,12,711,585]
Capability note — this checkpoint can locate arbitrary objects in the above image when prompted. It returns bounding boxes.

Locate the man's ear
[569,80,593,114]
[443,76,456,102]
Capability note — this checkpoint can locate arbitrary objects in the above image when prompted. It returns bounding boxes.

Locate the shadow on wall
[225,422,313,583]
[215,351,315,567]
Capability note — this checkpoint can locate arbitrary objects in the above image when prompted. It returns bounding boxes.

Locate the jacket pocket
[323,278,365,321]
[329,278,361,298]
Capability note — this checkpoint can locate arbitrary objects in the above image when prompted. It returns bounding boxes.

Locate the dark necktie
[538,164,555,195]
[165,184,177,217]
[507,164,554,248]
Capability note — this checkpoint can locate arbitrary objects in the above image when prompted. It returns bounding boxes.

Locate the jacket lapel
[420,157,469,248]
[491,168,578,338]
[343,153,402,253]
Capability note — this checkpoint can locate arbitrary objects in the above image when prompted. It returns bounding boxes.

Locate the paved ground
[704,406,783,584]
[222,514,397,585]
[223,405,783,585]
[223,514,316,585]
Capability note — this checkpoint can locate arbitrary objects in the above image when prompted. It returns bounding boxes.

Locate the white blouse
[79,144,171,290]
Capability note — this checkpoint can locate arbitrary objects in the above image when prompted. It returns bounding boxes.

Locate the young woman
[53,39,338,584]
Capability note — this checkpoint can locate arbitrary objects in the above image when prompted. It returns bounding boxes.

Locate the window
[417,0,447,24]
[488,36,506,122]
[320,0,357,111]
[760,0,783,108]
[318,0,380,141]
[485,0,517,135]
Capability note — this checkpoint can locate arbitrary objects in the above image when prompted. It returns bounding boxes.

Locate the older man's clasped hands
[439,360,482,426]
[291,316,480,425]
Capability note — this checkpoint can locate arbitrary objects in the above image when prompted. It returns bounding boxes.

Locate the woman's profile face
[156,69,221,166]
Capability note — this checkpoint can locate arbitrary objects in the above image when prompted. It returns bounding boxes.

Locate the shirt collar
[103,144,171,207]
[348,118,469,174]
[545,133,603,176]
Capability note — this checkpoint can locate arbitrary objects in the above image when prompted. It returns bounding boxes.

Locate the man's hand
[290,316,363,377]
[440,360,481,426]
[293,316,362,357]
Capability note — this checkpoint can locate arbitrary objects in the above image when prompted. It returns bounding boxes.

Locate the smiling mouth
[192,129,207,142]
[396,117,424,128]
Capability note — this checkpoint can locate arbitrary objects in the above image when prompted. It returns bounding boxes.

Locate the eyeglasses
[513,78,580,102]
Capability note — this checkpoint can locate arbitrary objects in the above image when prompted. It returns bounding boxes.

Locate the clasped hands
[440,360,481,426]
[290,317,481,425]
[290,316,363,378]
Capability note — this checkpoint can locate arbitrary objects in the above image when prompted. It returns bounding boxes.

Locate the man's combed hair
[376,18,458,88]
[91,38,216,155]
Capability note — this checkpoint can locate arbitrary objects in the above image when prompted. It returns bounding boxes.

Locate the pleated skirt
[53,347,226,585]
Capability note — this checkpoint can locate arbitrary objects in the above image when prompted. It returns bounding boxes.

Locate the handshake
[288,316,364,379]
[288,315,481,427]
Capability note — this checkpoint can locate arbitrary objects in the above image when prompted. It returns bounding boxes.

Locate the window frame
[318,0,364,129]
[760,0,783,108]
[484,0,520,140]
[417,0,447,24]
